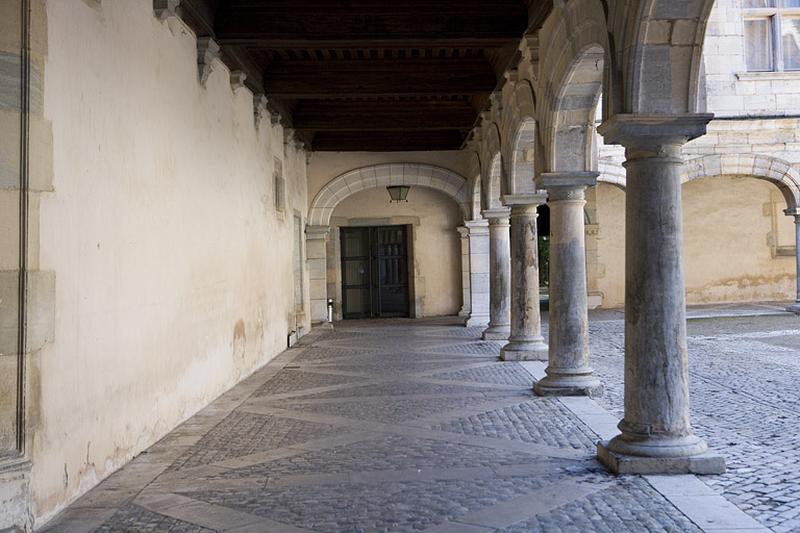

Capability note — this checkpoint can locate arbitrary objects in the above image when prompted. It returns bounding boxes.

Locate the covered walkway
[43,311,799,533]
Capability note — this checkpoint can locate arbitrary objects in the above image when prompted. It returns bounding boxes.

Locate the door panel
[341,225,409,318]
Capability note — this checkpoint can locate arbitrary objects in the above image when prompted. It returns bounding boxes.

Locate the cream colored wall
[32,0,308,525]
[330,187,462,317]
[683,177,795,302]
[592,177,795,307]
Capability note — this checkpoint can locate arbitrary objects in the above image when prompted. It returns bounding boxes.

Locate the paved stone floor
[42,312,799,532]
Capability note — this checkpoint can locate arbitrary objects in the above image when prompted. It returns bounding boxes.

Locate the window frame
[743,1,800,72]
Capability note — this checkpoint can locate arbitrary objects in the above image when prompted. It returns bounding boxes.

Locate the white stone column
[457,226,472,318]
[500,194,549,360]
[464,219,490,327]
[306,225,331,326]
[532,174,601,394]
[785,209,800,314]
[596,114,724,474]
[481,208,512,340]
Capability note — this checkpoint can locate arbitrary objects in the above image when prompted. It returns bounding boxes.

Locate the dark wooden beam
[214,1,528,47]
[293,100,477,131]
[311,130,466,151]
[262,59,497,98]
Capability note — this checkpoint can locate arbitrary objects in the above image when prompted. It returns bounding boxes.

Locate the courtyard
[42,307,798,532]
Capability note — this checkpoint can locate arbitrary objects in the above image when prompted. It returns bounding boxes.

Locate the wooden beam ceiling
[178,0,550,151]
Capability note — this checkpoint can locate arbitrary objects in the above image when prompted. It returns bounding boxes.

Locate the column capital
[501,193,548,206]
[481,207,511,221]
[305,225,330,239]
[464,218,489,230]
[536,172,598,191]
[598,113,714,147]
[456,226,470,237]
[784,208,800,221]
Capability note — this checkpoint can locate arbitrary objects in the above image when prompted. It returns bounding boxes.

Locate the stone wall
[702,0,800,117]
[28,0,309,526]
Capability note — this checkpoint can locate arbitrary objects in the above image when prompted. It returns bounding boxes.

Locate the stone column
[305,225,331,326]
[464,219,490,327]
[481,209,512,340]
[596,114,724,474]
[532,174,601,394]
[784,209,800,314]
[457,226,472,318]
[499,194,549,360]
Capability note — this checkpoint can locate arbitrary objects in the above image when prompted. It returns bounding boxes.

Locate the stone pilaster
[456,226,471,318]
[464,219,490,327]
[305,225,331,326]
[596,114,725,475]
[784,209,800,314]
[481,208,511,340]
[532,174,601,394]
[499,194,548,361]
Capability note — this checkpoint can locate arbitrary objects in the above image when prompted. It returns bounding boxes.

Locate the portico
[9,0,800,530]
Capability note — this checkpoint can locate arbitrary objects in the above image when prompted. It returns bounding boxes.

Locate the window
[743,0,800,71]
[273,157,285,212]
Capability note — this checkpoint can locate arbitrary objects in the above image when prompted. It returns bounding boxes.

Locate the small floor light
[387,185,410,203]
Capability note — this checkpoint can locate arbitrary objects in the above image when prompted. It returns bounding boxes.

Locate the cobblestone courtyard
[44,312,799,532]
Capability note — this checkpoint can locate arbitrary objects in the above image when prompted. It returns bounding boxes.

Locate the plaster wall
[329,187,462,318]
[31,0,309,525]
[592,178,795,306]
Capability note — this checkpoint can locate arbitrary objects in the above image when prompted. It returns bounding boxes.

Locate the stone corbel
[519,33,540,81]
[253,93,269,129]
[230,70,247,92]
[197,37,220,86]
[503,68,519,86]
[154,0,181,21]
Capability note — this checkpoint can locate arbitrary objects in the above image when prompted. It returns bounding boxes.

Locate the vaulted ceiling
[174,0,551,151]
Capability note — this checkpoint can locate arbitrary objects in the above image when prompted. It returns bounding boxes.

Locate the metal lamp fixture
[387,185,410,203]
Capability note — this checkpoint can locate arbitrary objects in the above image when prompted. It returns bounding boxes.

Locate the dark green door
[341,225,410,319]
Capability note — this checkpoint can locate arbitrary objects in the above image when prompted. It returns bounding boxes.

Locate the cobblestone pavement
[587,314,800,533]
[43,315,790,532]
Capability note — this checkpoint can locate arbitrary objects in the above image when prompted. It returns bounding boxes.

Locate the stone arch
[509,118,537,195]
[307,163,470,226]
[483,152,504,210]
[594,155,800,209]
[683,154,800,211]
[552,45,605,172]
[607,0,716,114]
[469,174,482,221]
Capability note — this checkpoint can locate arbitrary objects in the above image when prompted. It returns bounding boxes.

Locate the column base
[787,302,800,314]
[597,439,725,475]
[533,374,603,397]
[312,321,334,330]
[500,339,548,361]
[465,313,490,328]
[481,325,510,340]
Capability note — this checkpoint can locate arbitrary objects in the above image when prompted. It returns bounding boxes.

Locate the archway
[306,163,472,323]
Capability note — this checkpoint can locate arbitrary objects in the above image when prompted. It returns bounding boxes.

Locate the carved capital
[230,70,247,92]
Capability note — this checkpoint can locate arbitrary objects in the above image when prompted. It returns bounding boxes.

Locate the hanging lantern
[386,185,410,203]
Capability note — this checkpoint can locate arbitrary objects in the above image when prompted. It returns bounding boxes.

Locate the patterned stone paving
[42,314,793,532]
[588,315,800,533]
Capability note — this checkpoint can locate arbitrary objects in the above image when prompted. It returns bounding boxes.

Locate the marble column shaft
[481,208,512,340]
[464,219,490,327]
[500,195,549,360]
[596,114,724,474]
[457,226,472,318]
[532,174,601,395]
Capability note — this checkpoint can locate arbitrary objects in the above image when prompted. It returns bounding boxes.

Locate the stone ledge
[597,442,726,475]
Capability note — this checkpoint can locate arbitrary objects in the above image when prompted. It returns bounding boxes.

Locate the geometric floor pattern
[42,315,795,532]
